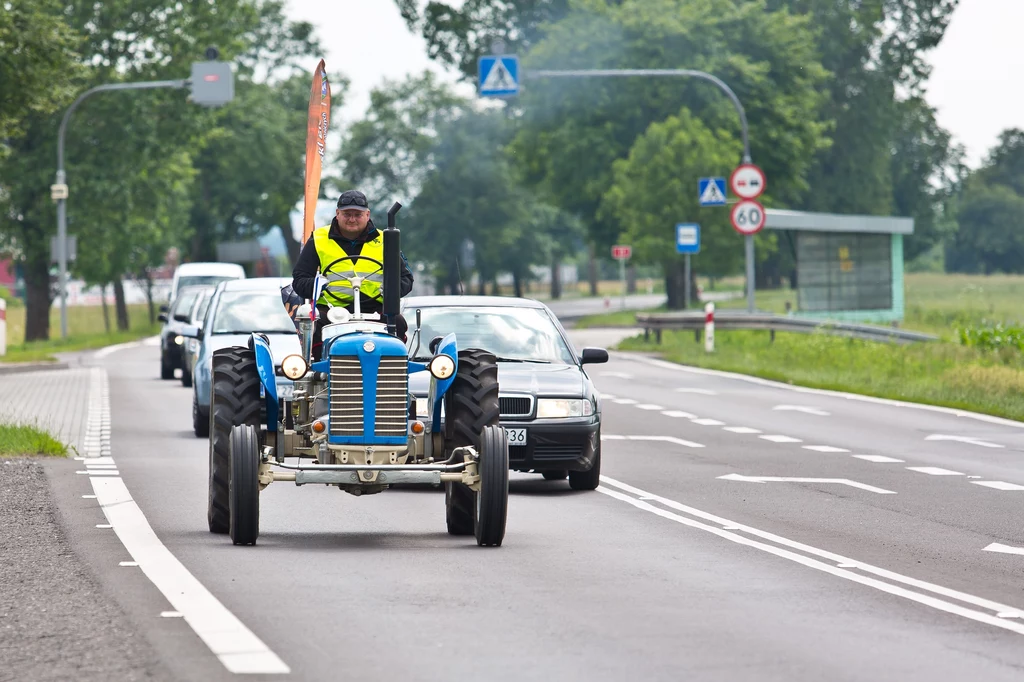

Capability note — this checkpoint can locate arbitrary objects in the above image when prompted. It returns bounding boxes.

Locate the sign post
[676,223,700,308]
[611,245,632,309]
[729,164,767,312]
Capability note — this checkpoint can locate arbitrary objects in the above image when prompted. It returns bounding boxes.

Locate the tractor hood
[409,361,584,398]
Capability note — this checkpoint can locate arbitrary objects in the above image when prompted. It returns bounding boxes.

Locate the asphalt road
[45,334,1024,681]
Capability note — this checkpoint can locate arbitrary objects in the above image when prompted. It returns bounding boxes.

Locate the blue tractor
[207,203,509,547]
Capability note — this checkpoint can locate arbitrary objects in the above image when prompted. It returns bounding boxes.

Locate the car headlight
[429,354,455,380]
[536,399,592,418]
[281,354,308,380]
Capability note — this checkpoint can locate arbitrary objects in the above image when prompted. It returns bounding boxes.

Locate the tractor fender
[428,332,458,433]
[250,333,280,432]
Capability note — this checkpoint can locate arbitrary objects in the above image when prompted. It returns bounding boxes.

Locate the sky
[283,0,1024,172]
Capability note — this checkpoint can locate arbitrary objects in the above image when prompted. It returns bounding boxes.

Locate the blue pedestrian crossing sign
[698,177,727,206]
[676,223,700,254]
[478,55,520,97]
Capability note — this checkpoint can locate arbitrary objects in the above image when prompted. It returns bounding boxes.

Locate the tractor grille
[500,395,533,418]
[329,355,408,438]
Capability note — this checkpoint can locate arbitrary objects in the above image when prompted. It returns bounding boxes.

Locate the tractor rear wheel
[443,348,503,540]
[209,347,261,534]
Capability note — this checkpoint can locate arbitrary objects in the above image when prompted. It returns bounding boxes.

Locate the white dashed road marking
[723,426,761,434]
[773,405,830,416]
[802,445,850,453]
[675,388,717,395]
[853,455,904,463]
[906,467,965,476]
[759,435,802,443]
[635,404,664,411]
[972,481,1024,491]
[661,410,696,419]
[691,418,725,426]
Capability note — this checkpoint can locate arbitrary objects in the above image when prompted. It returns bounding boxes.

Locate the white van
[169,262,246,303]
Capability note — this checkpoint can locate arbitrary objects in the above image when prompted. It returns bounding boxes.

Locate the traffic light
[190,47,234,107]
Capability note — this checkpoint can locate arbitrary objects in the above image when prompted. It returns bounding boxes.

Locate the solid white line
[759,435,802,443]
[691,418,725,426]
[635,404,664,411]
[802,445,850,453]
[90,477,289,674]
[853,455,904,463]
[972,481,1024,491]
[906,466,964,476]
[723,426,761,434]
[621,354,1024,430]
[661,410,696,418]
[597,476,1024,630]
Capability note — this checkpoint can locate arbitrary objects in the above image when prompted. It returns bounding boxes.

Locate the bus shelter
[765,209,914,323]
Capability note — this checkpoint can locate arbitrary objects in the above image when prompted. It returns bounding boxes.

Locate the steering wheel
[319,254,385,307]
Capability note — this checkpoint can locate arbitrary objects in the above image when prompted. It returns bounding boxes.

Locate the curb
[0,361,69,375]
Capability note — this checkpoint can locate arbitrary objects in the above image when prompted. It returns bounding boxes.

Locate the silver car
[188,277,302,438]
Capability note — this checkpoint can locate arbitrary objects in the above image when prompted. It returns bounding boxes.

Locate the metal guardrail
[635,311,939,345]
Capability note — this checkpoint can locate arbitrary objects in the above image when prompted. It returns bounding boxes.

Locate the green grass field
[581,273,1024,422]
[0,423,67,457]
[2,303,159,363]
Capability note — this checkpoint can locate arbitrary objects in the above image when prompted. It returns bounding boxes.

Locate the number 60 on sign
[730,199,765,235]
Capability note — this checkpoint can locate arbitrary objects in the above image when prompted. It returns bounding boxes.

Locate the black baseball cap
[337,190,370,212]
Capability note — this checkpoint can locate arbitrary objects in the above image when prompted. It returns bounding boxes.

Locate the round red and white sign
[730,200,765,235]
[729,164,766,200]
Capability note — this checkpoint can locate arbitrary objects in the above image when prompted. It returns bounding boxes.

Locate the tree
[602,108,773,308]
[394,0,571,80]
[509,0,829,300]
[0,0,322,340]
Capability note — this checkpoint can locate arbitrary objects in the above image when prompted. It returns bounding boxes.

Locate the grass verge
[0,423,67,457]
[617,329,1024,422]
[2,303,159,363]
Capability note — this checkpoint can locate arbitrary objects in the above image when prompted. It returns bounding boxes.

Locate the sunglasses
[338,196,368,209]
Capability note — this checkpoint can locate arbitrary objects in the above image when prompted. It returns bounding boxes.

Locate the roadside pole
[684,255,691,309]
[52,50,233,339]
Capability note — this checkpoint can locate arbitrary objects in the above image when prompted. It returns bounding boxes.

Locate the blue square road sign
[676,223,700,254]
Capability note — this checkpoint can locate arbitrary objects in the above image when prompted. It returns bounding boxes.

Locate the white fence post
[704,302,715,353]
[0,298,6,356]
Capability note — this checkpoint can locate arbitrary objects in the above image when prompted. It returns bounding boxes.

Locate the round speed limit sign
[730,199,765,235]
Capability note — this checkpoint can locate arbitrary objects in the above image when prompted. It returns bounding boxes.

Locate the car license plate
[277,383,294,400]
[505,428,527,446]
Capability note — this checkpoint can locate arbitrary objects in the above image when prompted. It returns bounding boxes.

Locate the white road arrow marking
[717,473,896,494]
[925,434,1004,449]
[774,405,830,416]
[984,543,1024,556]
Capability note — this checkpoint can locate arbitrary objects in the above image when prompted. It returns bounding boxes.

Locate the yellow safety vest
[313,225,385,308]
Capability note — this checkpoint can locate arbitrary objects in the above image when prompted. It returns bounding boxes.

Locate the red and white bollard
[704,302,714,353]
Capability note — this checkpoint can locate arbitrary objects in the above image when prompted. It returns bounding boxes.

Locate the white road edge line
[620,353,1024,430]
[83,367,289,675]
[597,476,1024,632]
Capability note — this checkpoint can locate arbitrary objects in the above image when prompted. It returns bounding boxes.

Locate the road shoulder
[0,456,175,681]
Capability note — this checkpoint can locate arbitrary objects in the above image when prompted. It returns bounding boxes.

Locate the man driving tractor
[289,189,414,360]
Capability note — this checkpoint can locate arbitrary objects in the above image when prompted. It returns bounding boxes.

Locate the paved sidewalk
[0,367,98,457]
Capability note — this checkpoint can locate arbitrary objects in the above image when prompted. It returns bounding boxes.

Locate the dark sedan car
[158,285,212,380]
[402,295,608,490]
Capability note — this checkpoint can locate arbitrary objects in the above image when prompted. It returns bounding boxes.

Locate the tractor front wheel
[229,424,261,545]
[474,424,509,547]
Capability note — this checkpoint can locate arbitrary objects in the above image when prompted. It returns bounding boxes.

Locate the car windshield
[407,306,574,364]
[178,275,237,291]
[192,293,212,323]
[172,290,200,317]
[211,291,297,335]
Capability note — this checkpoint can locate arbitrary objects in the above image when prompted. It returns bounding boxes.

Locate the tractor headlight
[174,335,184,345]
[281,354,308,380]
[536,399,591,418]
[429,354,455,380]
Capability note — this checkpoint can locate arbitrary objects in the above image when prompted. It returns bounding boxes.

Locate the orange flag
[303,60,331,245]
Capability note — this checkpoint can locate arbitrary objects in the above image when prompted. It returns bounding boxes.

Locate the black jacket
[291,218,414,314]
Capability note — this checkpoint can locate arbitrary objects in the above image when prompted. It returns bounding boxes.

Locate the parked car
[401,295,608,490]
[158,285,211,380]
[165,261,246,308]
[179,287,214,388]
[185,277,301,438]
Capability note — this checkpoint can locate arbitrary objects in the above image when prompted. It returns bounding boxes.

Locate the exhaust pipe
[383,202,402,337]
